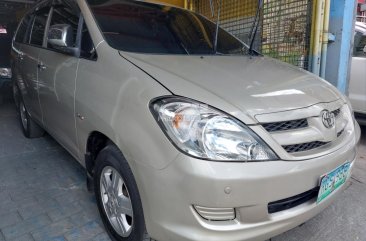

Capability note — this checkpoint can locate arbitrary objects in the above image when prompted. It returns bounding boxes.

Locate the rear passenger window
[15,14,33,43]
[47,4,80,50]
[30,7,51,46]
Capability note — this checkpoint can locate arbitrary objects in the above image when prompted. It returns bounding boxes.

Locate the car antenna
[210,0,222,54]
[248,0,263,55]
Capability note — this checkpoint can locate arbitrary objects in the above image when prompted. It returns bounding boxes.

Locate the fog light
[194,205,235,221]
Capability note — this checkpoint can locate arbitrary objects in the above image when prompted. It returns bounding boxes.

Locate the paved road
[0,94,365,241]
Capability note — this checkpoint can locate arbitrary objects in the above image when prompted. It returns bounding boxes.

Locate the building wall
[191,0,312,69]
[147,0,185,7]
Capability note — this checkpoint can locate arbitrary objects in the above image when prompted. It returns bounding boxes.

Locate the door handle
[76,113,85,120]
[18,53,24,61]
[37,63,46,71]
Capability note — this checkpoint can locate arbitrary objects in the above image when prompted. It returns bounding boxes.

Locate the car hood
[121,53,341,123]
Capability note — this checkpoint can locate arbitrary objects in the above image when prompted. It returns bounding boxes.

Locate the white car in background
[350,21,366,125]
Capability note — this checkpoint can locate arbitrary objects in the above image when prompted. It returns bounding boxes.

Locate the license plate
[317,162,351,203]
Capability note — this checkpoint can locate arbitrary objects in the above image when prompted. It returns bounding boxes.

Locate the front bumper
[135,124,360,241]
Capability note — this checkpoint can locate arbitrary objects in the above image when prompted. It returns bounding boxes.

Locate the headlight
[150,97,278,161]
[0,68,12,78]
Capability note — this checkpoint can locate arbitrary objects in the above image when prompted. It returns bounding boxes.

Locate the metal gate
[190,0,313,70]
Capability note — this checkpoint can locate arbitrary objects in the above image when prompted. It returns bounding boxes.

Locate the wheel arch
[85,131,113,177]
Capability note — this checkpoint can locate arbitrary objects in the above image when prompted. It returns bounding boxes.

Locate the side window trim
[43,6,54,47]
[24,14,35,44]
[14,13,34,44]
[28,5,52,48]
[28,14,36,44]
[13,16,24,43]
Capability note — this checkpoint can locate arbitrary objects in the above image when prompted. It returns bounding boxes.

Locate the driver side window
[47,4,80,50]
[30,7,51,46]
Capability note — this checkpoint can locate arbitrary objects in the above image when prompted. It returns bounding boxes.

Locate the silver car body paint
[11,1,361,241]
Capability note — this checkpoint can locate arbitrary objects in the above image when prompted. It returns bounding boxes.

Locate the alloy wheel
[100,166,134,237]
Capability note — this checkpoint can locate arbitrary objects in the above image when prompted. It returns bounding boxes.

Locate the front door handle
[18,53,24,61]
[37,63,46,71]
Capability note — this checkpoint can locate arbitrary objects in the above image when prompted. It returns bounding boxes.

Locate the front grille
[332,108,341,118]
[262,119,308,132]
[283,141,329,153]
[194,206,235,221]
[268,187,319,214]
[263,107,343,154]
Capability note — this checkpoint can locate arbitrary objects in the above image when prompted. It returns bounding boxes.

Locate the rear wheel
[94,145,146,241]
[18,99,44,138]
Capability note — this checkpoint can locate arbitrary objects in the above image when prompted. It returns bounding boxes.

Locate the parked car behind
[350,21,366,125]
[0,26,12,103]
[11,1,360,241]
[0,26,11,88]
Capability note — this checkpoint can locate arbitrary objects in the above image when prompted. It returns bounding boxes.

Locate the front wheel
[94,145,146,241]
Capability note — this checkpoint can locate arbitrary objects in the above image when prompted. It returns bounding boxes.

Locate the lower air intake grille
[283,141,329,153]
[262,119,308,132]
[268,187,319,214]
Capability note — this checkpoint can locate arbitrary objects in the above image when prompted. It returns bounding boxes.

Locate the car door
[37,2,81,158]
[349,31,366,114]
[11,13,33,94]
[20,6,51,123]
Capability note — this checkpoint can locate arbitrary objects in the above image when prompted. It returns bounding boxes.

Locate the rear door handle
[37,63,46,71]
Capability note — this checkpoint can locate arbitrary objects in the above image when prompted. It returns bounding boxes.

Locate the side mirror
[363,45,366,54]
[48,24,79,56]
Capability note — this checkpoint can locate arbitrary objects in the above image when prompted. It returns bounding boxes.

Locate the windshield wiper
[248,0,263,55]
[210,0,222,54]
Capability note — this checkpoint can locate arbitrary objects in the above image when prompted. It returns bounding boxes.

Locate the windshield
[87,0,248,55]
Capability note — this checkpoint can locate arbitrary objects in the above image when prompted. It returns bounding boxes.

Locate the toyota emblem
[321,110,335,129]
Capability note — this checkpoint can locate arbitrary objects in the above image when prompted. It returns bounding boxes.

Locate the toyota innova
[11,1,361,241]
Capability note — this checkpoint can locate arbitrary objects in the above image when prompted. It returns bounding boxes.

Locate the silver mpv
[11,0,361,241]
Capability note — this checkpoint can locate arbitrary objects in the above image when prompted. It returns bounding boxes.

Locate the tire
[94,144,146,241]
[18,98,45,138]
